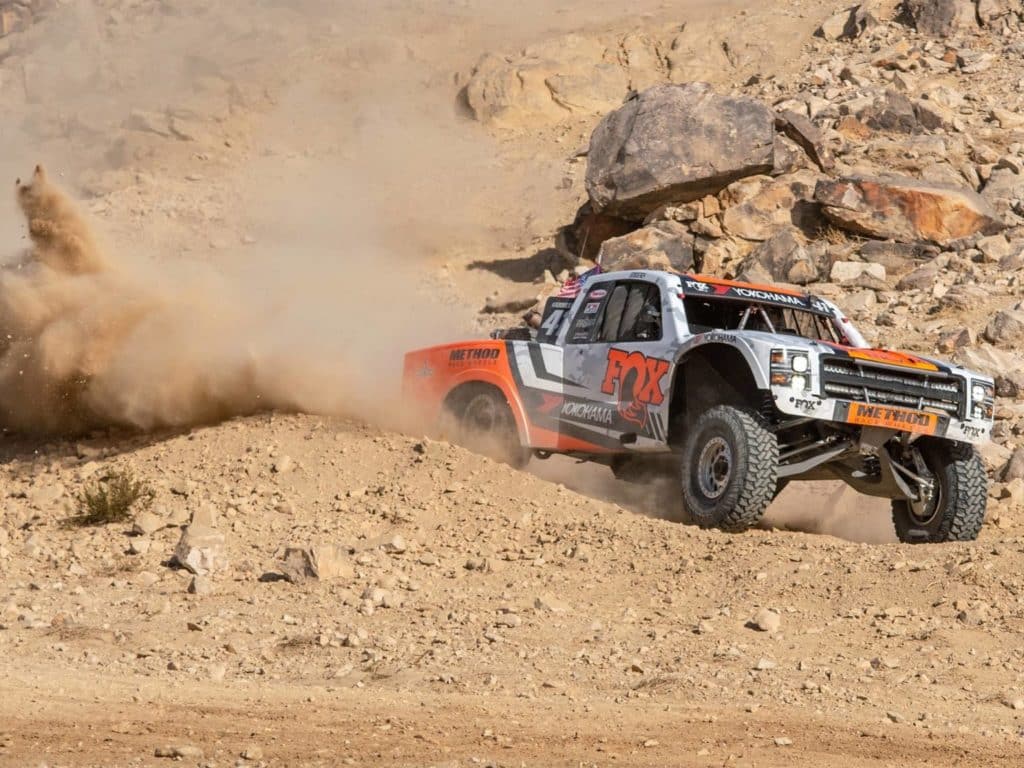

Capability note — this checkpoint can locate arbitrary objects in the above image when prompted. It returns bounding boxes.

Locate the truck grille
[821,357,964,417]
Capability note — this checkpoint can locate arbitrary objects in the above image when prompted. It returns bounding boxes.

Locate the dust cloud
[534,457,896,544]
[0,1,561,434]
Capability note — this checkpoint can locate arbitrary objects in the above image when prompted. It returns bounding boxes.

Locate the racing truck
[403,270,994,543]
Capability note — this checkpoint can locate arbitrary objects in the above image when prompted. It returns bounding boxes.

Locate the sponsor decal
[704,332,738,344]
[584,302,601,314]
[416,364,435,379]
[792,398,819,412]
[684,280,712,293]
[810,298,831,314]
[600,349,671,429]
[846,403,938,435]
[561,401,614,425]
[589,289,608,299]
[716,285,805,307]
[960,425,985,439]
[449,347,501,366]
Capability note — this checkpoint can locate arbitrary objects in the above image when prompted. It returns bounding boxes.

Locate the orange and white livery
[404,270,994,544]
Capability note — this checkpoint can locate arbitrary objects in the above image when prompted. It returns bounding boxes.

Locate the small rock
[380,534,407,554]
[190,503,218,529]
[534,594,570,613]
[132,511,164,536]
[241,745,264,760]
[774,736,793,747]
[272,456,294,474]
[752,608,781,633]
[155,744,203,759]
[128,537,151,556]
[978,234,1011,263]
[830,261,885,284]
[281,544,354,583]
[188,575,213,595]
[172,525,228,576]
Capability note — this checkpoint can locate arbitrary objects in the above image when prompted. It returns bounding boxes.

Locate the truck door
[561,278,674,449]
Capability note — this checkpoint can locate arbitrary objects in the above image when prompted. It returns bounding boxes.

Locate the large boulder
[982,167,1024,221]
[463,32,667,126]
[978,0,1019,24]
[955,344,1024,397]
[464,46,628,125]
[984,308,1024,345]
[815,176,1004,246]
[597,221,695,273]
[738,227,819,285]
[586,83,775,220]
[721,171,822,242]
[905,0,978,36]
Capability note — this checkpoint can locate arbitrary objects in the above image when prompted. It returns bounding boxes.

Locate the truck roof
[676,273,832,316]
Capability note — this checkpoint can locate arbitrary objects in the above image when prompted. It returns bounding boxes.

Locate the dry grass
[64,469,155,528]
[822,224,850,245]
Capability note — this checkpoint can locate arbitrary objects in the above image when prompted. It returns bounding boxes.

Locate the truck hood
[727,331,992,383]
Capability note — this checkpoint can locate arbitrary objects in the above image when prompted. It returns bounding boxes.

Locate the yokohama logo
[561,402,614,425]
[725,287,805,306]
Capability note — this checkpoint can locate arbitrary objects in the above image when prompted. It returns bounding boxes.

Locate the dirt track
[5,663,1018,767]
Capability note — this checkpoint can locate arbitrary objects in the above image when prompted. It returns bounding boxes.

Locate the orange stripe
[847,349,938,372]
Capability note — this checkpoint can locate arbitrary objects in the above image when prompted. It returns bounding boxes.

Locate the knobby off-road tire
[681,405,779,533]
[454,388,530,469]
[891,440,987,544]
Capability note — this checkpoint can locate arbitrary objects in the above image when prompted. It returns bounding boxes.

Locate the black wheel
[891,440,987,544]
[453,388,529,468]
[681,405,778,532]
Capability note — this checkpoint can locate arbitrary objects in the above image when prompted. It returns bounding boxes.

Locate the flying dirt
[0,163,469,433]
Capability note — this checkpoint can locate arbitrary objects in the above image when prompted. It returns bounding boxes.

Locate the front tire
[891,440,987,544]
[681,405,778,532]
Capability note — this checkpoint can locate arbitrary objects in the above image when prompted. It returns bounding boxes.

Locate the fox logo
[600,349,670,428]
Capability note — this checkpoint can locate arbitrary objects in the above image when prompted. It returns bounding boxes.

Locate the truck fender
[673,335,771,390]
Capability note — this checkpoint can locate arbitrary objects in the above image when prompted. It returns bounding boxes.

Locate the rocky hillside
[4,0,1024,766]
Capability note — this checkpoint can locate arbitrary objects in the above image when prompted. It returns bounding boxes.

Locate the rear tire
[451,388,529,469]
[891,440,987,544]
[681,405,778,532]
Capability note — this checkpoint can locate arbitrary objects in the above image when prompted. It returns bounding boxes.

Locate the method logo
[449,347,501,366]
[600,349,670,428]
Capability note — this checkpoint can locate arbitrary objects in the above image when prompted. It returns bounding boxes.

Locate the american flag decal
[556,264,602,298]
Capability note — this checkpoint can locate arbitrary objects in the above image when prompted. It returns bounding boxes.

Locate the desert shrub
[64,469,155,528]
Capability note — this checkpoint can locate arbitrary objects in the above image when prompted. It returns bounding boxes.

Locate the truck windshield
[684,297,842,344]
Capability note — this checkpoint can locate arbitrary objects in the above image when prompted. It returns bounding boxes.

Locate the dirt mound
[0,414,1021,765]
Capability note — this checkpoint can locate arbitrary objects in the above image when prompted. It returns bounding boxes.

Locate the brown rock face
[586,83,775,220]
[597,221,695,273]
[906,0,978,36]
[815,176,1004,245]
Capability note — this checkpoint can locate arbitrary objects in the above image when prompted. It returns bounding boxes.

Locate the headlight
[972,384,986,402]
[790,375,807,392]
[791,355,809,373]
